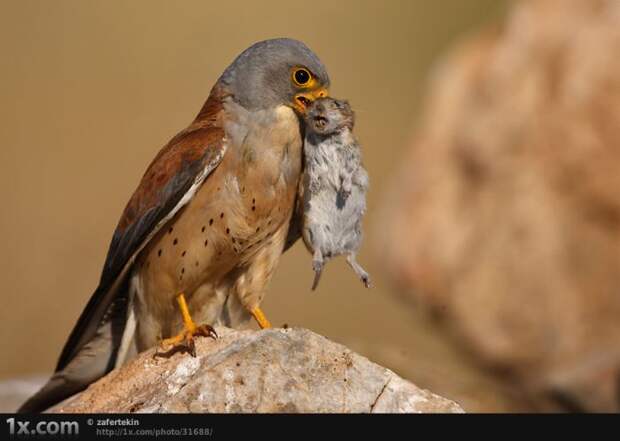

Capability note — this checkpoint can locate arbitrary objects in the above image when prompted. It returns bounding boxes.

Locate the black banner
[0,413,609,439]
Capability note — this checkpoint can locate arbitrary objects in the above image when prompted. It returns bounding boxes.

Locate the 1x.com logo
[6,418,79,436]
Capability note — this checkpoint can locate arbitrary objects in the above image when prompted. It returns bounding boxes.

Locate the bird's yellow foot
[156,292,217,357]
[250,306,272,329]
[159,323,217,357]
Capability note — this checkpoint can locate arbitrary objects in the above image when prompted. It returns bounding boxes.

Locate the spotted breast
[131,101,303,352]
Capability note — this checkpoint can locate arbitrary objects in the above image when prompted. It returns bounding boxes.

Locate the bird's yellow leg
[250,306,272,329]
[159,293,217,356]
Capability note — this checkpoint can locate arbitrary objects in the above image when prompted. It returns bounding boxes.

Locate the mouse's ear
[348,104,356,128]
[338,99,351,112]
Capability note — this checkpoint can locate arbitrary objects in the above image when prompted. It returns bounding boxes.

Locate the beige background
[0,0,508,407]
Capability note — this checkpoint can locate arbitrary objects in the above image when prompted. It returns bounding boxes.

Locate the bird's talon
[155,321,215,358]
[197,324,218,339]
[187,338,196,357]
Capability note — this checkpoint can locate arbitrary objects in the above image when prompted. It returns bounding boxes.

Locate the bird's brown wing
[17,87,231,413]
[56,88,228,372]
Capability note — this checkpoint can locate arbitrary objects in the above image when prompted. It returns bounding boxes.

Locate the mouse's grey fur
[302,97,370,290]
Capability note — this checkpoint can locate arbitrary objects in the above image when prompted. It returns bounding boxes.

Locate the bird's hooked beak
[293,87,329,114]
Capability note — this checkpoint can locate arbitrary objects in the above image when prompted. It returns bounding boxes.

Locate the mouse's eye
[292,67,311,86]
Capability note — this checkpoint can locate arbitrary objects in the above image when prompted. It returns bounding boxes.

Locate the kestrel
[19,38,330,412]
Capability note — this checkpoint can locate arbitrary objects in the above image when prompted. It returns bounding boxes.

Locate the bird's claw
[155,324,217,358]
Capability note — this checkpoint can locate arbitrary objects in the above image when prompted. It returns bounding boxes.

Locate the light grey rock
[49,327,463,413]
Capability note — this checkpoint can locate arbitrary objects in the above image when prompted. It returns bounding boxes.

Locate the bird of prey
[19,38,330,413]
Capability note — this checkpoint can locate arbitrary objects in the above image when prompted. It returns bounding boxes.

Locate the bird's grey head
[218,38,330,114]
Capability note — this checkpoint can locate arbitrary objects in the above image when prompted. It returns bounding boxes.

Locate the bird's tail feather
[17,307,132,413]
[17,373,85,413]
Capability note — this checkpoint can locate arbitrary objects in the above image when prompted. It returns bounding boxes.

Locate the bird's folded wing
[56,87,228,372]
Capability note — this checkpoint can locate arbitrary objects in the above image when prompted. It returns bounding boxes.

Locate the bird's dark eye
[293,68,311,86]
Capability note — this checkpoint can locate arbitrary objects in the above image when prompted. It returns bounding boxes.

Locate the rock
[348,339,532,413]
[381,0,620,411]
[50,327,462,413]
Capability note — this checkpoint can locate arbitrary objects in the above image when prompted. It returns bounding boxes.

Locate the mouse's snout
[313,115,328,130]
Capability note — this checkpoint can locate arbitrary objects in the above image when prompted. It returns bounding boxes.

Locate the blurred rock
[51,327,463,413]
[346,338,532,413]
[381,0,620,412]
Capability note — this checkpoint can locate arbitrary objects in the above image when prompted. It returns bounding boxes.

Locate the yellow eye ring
[292,67,312,86]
